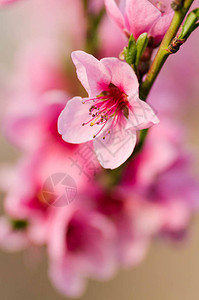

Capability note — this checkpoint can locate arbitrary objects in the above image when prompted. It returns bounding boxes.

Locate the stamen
[81,84,129,140]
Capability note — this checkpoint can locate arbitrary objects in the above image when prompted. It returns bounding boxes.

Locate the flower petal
[71,51,111,97]
[93,127,136,169]
[127,97,159,130]
[101,57,139,95]
[125,0,161,39]
[150,12,173,44]
[104,0,126,32]
[58,97,101,144]
[49,258,87,298]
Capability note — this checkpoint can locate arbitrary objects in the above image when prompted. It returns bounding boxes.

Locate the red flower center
[82,84,130,139]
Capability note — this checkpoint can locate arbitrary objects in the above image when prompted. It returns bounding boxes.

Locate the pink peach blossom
[121,121,199,239]
[92,188,150,267]
[3,136,100,244]
[47,202,117,297]
[58,51,159,169]
[4,90,69,152]
[3,155,55,245]
[104,0,173,45]
[125,120,184,186]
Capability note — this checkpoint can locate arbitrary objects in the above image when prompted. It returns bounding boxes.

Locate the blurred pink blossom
[47,202,117,297]
[3,140,99,245]
[4,89,69,152]
[92,188,150,267]
[0,0,19,5]
[121,121,199,239]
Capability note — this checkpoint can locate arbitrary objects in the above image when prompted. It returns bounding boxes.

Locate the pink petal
[125,0,161,39]
[93,127,136,169]
[150,12,173,44]
[127,97,159,130]
[78,213,117,279]
[104,0,126,32]
[49,258,87,298]
[119,235,149,267]
[58,97,102,144]
[136,136,178,185]
[71,51,111,97]
[101,57,139,95]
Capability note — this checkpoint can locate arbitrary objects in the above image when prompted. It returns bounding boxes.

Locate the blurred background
[0,1,199,300]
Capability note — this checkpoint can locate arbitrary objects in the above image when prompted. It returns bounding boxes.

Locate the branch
[140,0,195,101]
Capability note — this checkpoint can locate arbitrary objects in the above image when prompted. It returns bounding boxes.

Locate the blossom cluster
[0,0,199,298]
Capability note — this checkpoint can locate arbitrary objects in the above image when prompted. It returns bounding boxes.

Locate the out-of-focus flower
[3,140,99,245]
[130,154,199,240]
[128,120,183,185]
[58,51,159,169]
[3,155,56,245]
[4,89,69,152]
[104,0,173,45]
[0,0,19,5]
[121,121,199,239]
[47,202,117,298]
[92,188,150,267]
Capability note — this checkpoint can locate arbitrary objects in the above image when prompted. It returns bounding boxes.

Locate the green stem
[140,0,195,101]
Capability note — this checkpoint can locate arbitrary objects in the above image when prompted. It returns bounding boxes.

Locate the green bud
[123,34,137,66]
[179,8,199,40]
[135,33,149,69]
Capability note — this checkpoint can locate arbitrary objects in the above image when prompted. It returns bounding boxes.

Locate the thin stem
[140,0,195,101]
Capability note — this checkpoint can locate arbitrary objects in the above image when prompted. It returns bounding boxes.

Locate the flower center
[82,84,129,140]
